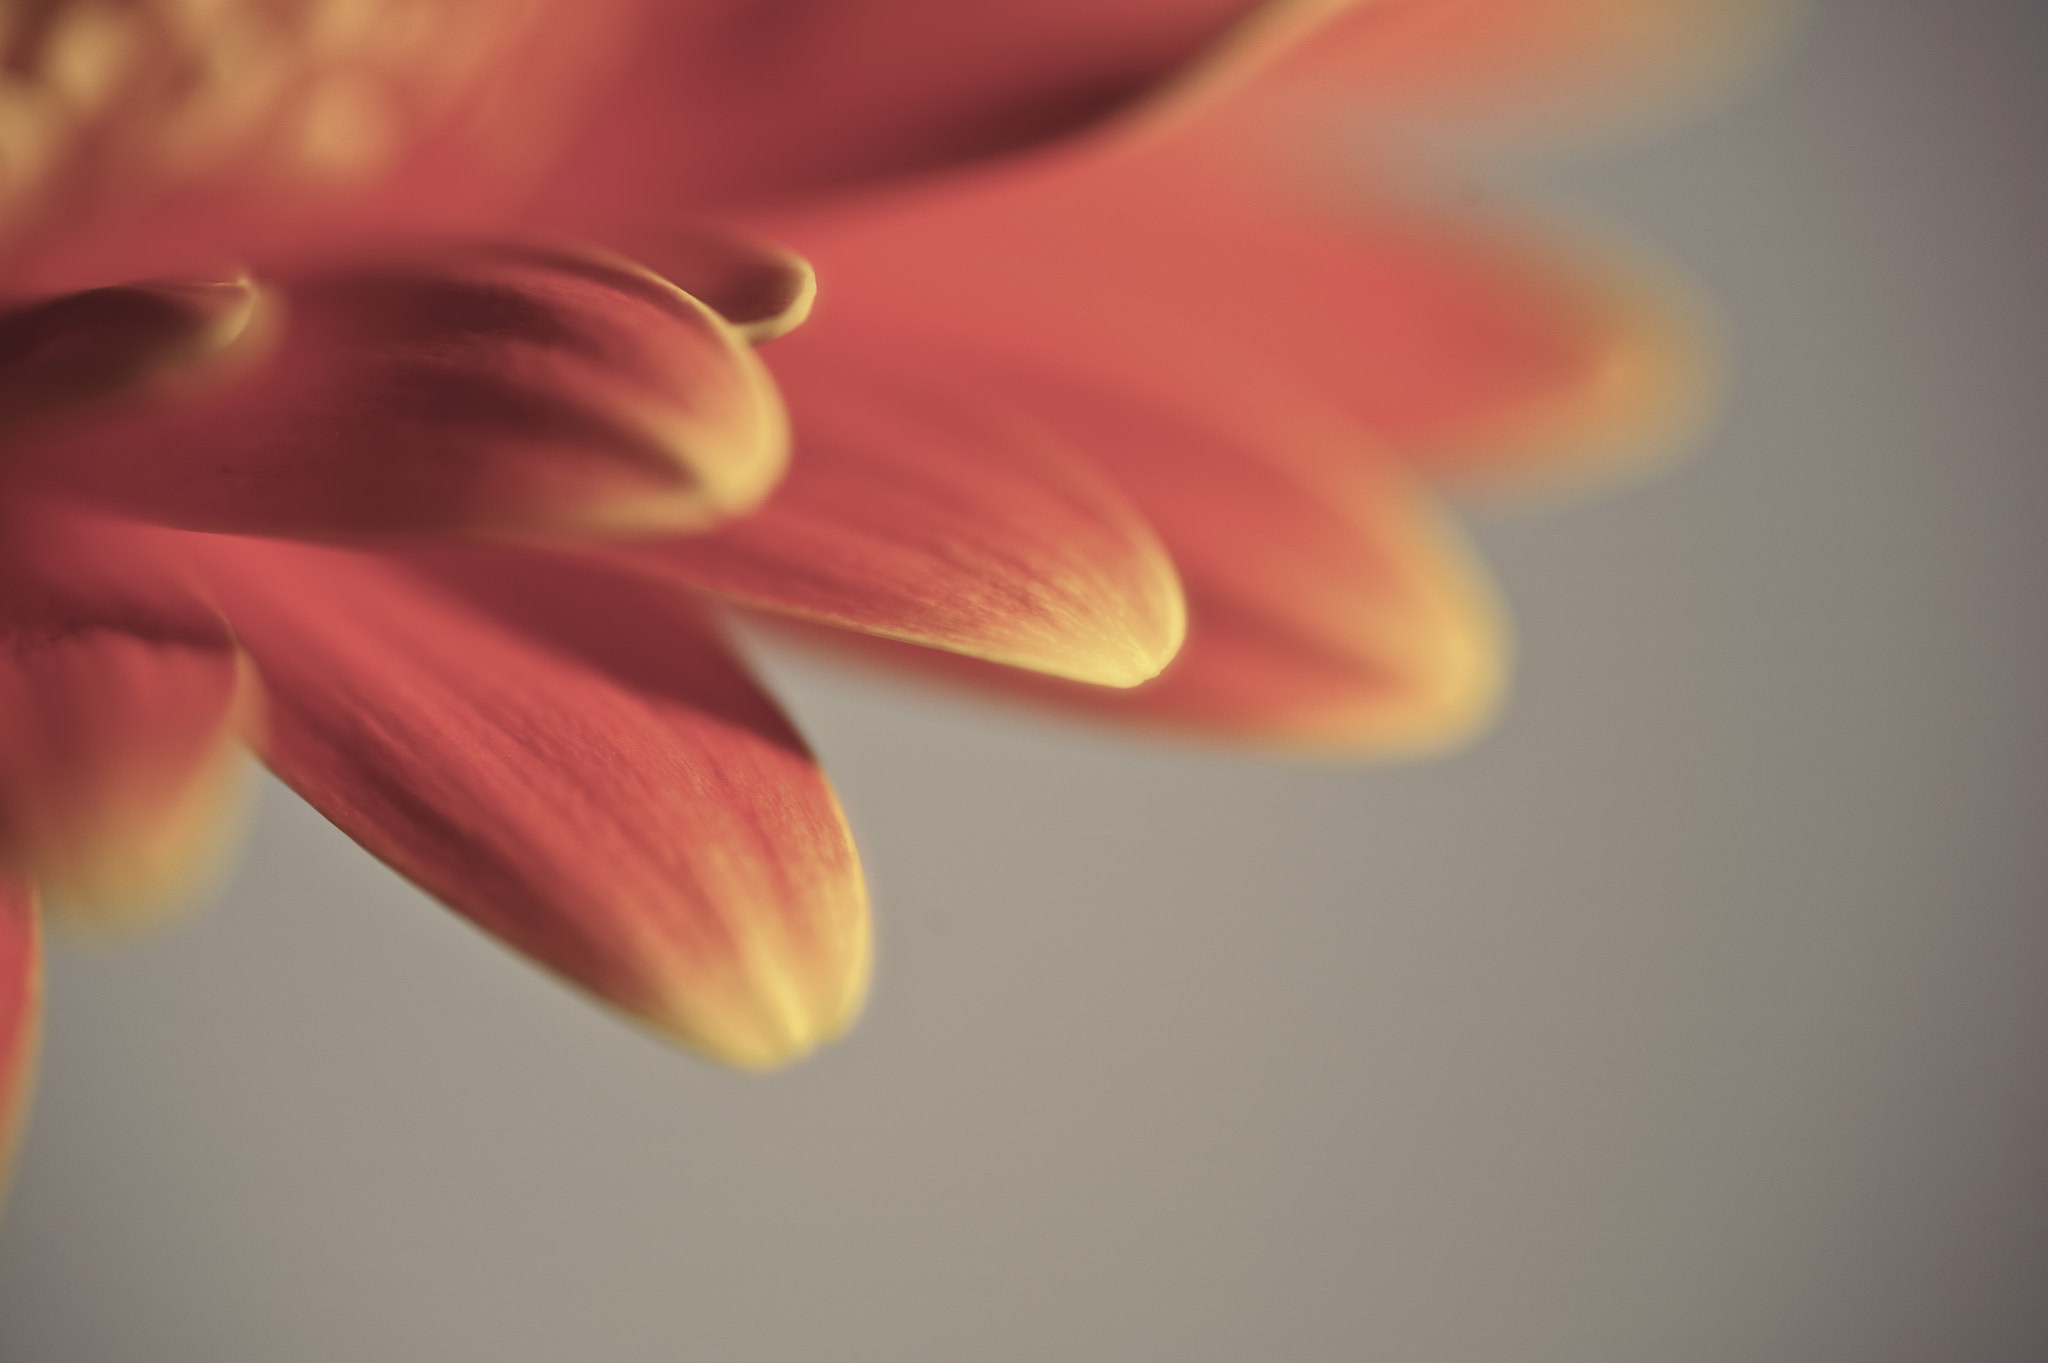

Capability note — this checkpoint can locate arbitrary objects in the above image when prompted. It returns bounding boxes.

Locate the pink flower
[0,0,1773,1183]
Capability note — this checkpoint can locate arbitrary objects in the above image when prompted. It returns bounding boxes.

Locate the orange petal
[618,334,1185,688]
[23,242,788,539]
[0,506,253,918]
[190,536,869,1070]
[774,146,1705,492]
[776,350,1502,751]
[0,878,40,1203]
[1011,163,1711,489]
[529,0,1282,220]
[0,276,259,435]
[601,223,817,343]
[1311,209,1710,491]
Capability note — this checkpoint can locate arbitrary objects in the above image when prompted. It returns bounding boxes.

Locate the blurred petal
[776,147,1705,491]
[0,0,639,292]
[601,222,817,343]
[0,878,38,1197]
[1229,0,1793,140]
[531,0,1287,220]
[0,506,252,921]
[1313,209,1710,490]
[26,243,788,539]
[0,275,258,434]
[191,537,869,1070]
[1090,453,1503,750]
[622,336,1185,688]
[782,352,1502,750]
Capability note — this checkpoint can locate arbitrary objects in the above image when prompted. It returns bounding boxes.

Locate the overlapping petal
[0,506,251,916]
[624,334,1186,688]
[21,243,788,539]
[751,130,1684,741]
[0,276,259,433]
[530,0,1292,222]
[0,877,39,1190]
[759,332,1501,748]
[771,141,1704,494]
[980,358,1503,748]
[188,536,868,1070]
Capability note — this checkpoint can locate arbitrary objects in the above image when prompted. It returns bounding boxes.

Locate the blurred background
[3,0,2045,1358]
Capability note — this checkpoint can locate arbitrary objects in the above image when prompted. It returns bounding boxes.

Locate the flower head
[0,0,1776,1189]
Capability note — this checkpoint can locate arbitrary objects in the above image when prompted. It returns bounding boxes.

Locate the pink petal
[0,276,259,435]
[973,158,1709,486]
[768,347,1502,749]
[618,333,1185,688]
[0,505,252,913]
[771,145,1705,490]
[23,243,787,539]
[0,878,39,1201]
[529,0,1278,222]
[189,536,869,1070]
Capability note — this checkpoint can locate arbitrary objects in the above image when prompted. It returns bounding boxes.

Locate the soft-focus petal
[621,335,1185,688]
[777,350,1501,750]
[1021,367,1504,748]
[1314,208,1707,489]
[189,537,868,1070]
[22,243,788,539]
[1217,0,1792,143]
[0,0,640,292]
[529,0,1287,221]
[773,149,1705,493]
[0,506,252,920]
[0,878,37,1198]
[0,275,259,434]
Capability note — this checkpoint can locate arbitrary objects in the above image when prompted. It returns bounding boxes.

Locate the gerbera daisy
[0,0,1776,1190]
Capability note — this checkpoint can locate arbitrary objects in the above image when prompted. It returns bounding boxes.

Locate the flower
[0,0,1773,1187]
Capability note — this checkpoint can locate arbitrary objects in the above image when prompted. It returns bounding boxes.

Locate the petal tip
[654,885,874,1073]
[985,542,1189,690]
[1414,231,1723,497]
[1312,536,1511,758]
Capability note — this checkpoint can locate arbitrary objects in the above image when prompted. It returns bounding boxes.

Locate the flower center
[0,0,621,251]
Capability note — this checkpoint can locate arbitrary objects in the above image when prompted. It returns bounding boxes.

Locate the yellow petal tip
[643,877,873,1073]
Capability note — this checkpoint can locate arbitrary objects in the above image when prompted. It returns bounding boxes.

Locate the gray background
[4,1,2045,1358]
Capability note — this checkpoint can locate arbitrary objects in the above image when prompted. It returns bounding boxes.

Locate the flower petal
[773,146,1705,491]
[24,243,788,539]
[189,536,869,1070]
[0,506,253,919]
[0,878,39,1200]
[1225,0,1791,139]
[0,275,259,435]
[601,223,817,343]
[619,335,1185,689]
[530,0,1285,220]
[770,350,1502,750]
